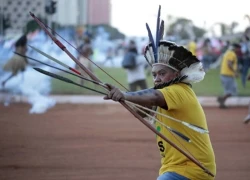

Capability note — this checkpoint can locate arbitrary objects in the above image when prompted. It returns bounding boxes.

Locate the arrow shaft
[29,45,81,75]
[15,52,107,89]
[34,68,107,95]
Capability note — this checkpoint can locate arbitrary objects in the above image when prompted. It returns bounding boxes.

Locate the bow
[29,12,214,177]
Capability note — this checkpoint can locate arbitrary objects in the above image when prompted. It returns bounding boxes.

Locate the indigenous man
[104,39,216,179]
[2,34,28,87]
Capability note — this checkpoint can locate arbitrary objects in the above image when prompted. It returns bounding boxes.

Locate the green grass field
[51,67,250,96]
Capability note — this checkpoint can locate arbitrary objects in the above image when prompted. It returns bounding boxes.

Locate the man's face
[151,64,179,86]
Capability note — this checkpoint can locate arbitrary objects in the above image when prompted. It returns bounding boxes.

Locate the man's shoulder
[161,83,192,93]
[168,82,191,88]
[226,50,236,56]
[223,50,236,60]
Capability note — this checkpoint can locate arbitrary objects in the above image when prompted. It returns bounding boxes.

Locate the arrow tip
[29,12,34,17]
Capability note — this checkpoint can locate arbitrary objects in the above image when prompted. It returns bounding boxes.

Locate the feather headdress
[144,5,205,84]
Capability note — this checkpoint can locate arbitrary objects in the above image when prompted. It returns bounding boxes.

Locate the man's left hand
[103,83,125,102]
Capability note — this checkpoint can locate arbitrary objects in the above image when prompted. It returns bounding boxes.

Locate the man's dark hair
[15,35,27,48]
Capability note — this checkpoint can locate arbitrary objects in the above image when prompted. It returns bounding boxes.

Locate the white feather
[181,62,205,83]
[149,46,155,64]
[182,122,209,134]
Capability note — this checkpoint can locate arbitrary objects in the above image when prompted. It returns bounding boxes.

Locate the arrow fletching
[182,122,209,134]
[168,127,191,143]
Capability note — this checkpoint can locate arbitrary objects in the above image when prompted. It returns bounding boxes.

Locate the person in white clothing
[125,40,148,91]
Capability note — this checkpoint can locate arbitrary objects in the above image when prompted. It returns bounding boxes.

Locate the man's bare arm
[104,84,168,109]
[124,88,167,109]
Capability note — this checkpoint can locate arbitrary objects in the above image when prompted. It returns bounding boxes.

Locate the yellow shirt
[220,50,237,76]
[155,83,216,180]
[188,41,197,56]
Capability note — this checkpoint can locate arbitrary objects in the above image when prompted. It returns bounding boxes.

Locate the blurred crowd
[185,35,250,86]
[73,28,250,91]
[0,24,250,119]
[1,26,250,90]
